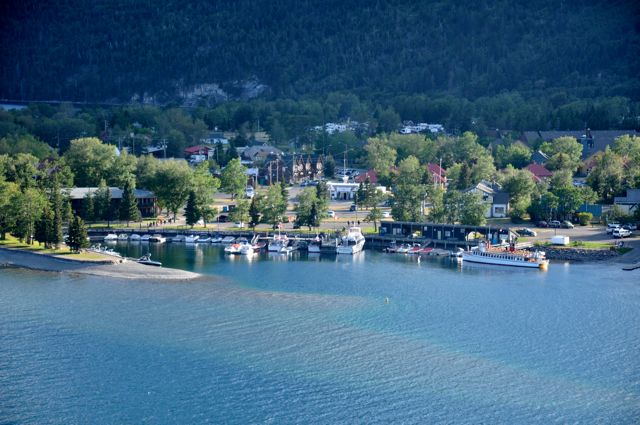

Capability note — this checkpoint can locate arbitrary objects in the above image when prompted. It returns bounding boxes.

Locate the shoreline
[0,247,201,280]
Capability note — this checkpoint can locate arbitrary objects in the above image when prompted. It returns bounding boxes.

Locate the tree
[0,181,20,239]
[67,215,89,253]
[49,178,64,249]
[295,187,319,230]
[108,150,137,188]
[459,192,487,225]
[494,143,532,169]
[586,147,624,203]
[391,156,426,221]
[323,155,336,178]
[64,137,118,186]
[426,185,446,223]
[229,199,250,225]
[365,137,397,179]
[249,196,261,229]
[94,180,112,222]
[192,162,220,225]
[501,167,535,220]
[260,183,288,229]
[151,159,192,218]
[220,158,247,199]
[81,191,95,221]
[185,190,199,227]
[34,206,54,248]
[10,187,47,243]
[119,179,141,225]
[540,136,583,172]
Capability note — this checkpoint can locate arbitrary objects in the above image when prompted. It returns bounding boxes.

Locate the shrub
[577,212,592,226]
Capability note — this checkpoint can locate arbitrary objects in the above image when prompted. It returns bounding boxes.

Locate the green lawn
[0,235,109,261]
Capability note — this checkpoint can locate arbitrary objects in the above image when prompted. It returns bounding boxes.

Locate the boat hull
[462,252,547,268]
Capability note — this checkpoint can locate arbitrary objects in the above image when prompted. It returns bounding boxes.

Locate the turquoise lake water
[1,243,639,424]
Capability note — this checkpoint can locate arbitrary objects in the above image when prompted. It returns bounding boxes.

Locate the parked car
[622,223,638,231]
[382,211,391,218]
[349,204,357,211]
[516,228,537,237]
[327,210,336,218]
[606,223,621,234]
[234,222,246,228]
[613,228,631,238]
[561,221,574,229]
[537,221,548,228]
[245,186,255,198]
[549,220,562,228]
[217,214,229,223]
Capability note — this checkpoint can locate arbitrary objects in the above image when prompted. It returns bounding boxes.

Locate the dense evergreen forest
[1,0,638,116]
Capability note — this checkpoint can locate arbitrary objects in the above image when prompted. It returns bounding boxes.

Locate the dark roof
[525,163,553,178]
[64,187,155,200]
[493,192,510,205]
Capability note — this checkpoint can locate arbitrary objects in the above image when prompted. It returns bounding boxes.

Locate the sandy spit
[0,247,200,280]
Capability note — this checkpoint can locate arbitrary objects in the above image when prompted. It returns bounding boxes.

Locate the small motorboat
[129,234,141,242]
[221,236,236,244]
[185,235,199,243]
[140,234,151,242]
[149,234,166,243]
[210,235,223,243]
[196,236,212,243]
[170,234,185,243]
[396,244,411,254]
[137,254,162,267]
[103,233,118,242]
[117,233,129,241]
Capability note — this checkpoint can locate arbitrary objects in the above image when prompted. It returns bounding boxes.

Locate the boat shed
[378,221,514,246]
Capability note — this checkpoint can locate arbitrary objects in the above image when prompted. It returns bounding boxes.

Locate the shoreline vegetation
[0,246,200,280]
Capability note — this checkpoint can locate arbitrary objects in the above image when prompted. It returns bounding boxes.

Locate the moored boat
[129,233,141,242]
[336,227,365,255]
[103,233,118,241]
[268,234,289,252]
[140,234,151,242]
[149,234,166,243]
[117,233,129,241]
[184,235,199,243]
[170,234,185,243]
[196,236,211,243]
[221,236,236,244]
[461,241,548,269]
[137,254,162,267]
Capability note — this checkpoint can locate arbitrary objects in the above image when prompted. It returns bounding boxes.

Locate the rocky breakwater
[540,247,619,262]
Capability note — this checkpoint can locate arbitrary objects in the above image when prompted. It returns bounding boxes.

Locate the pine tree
[185,190,199,227]
[94,180,111,222]
[50,180,64,249]
[67,215,89,253]
[82,191,95,221]
[279,181,288,202]
[249,196,260,229]
[35,206,54,248]
[119,179,140,225]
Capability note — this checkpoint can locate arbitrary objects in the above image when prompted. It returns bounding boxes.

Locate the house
[531,150,549,164]
[65,187,158,217]
[184,145,215,163]
[241,145,284,163]
[354,169,378,184]
[525,163,553,183]
[521,129,638,159]
[289,154,324,183]
[614,189,640,215]
[426,163,447,186]
[464,181,510,218]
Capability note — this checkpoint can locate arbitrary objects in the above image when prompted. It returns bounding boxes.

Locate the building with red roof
[426,163,446,185]
[354,169,378,184]
[525,163,553,183]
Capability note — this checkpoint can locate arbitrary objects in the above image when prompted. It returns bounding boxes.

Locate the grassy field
[0,235,110,261]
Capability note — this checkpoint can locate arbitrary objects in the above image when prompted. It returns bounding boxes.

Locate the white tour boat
[336,227,365,254]
[461,241,548,269]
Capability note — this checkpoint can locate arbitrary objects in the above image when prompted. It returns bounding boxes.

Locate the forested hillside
[1,0,638,105]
